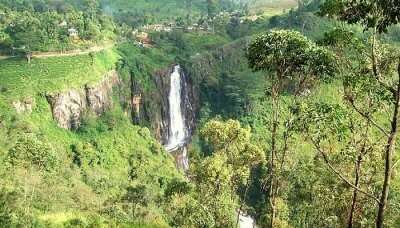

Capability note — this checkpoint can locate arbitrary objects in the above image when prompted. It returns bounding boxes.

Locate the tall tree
[6,12,43,63]
[247,30,335,227]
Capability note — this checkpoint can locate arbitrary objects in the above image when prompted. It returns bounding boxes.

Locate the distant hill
[101,0,206,27]
[101,0,205,22]
[100,0,240,27]
[245,0,297,15]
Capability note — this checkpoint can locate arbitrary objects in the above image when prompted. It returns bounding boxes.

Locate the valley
[0,0,399,227]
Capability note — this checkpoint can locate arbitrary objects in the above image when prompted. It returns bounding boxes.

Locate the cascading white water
[239,212,256,228]
[165,65,188,152]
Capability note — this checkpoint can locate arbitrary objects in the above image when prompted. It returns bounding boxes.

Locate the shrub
[0,190,16,226]
[71,142,99,168]
[7,134,58,171]
[63,218,87,228]
[150,141,163,155]
[138,127,152,139]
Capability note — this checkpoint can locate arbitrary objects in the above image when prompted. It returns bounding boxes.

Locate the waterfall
[239,212,256,228]
[165,65,188,153]
[165,66,253,226]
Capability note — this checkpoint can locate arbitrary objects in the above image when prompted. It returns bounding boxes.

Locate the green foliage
[7,133,58,171]
[0,190,17,226]
[318,27,359,47]
[0,0,116,53]
[122,185,151,215]
[102,0,204,27]
[190,120,264,226]
[164,178,193,199]
[201,119,264,170]
[247,30,336,83]
[0,49,118,101]
[187,38,266,119]
[319,0,400,33]
[191,153,237,227]
[207,0,218,18]
[293,101,350,140]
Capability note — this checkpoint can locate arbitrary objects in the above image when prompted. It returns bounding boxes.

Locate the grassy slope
[0,49,119,149]
[0,50,119,101]
[0,49,120,152]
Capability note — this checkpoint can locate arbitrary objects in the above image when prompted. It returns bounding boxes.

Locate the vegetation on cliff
[0,0,400,227]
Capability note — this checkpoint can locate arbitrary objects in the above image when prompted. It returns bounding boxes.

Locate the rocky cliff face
[46,90,86,129]
[86,71,120,115]
[47,70,119,130]
[131,65,197,146]
[148,66,172,144]
[180,66,196,141]
[134,40,249,147]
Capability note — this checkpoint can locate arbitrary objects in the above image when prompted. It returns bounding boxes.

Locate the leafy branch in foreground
[319,1,400,225]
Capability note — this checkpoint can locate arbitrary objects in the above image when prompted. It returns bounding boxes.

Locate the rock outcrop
[47,70,119,130]
[86,71,119,115]
[180,66,196,139]
[13,97,35,114]
[47,90,86,129]
[151,66,173,144]
[171,146,190,171]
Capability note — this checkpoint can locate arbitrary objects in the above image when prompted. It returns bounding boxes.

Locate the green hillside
[0,0,400,227]
[0,50,119,101]
[0,44,186,226]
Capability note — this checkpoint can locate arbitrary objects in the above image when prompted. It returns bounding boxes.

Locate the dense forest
[0,0,399,227]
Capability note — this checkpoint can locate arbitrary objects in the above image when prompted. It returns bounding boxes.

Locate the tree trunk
[269,197,276,228]
[348,154,362,228]
[376,71,400,227]
[268,77,280,228]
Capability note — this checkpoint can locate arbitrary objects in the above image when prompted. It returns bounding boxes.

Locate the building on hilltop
[68,28,79,39]
[135,32,152,48]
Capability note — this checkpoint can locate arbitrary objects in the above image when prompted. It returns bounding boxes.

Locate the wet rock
[171,146,189,171]
[135,66,173,144]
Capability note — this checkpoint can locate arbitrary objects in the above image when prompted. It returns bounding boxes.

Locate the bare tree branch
[348,100,390,137]
[309,138,381,204]
[392,159,400,170]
